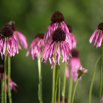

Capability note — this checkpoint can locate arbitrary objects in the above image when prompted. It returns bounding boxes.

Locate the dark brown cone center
[52,28,66,42]
[71,48,79,58]
[51,11,64,23]
[1,25,13,37]
[67,25,72,33]
[98,23,103,30]
[35,33,44,39]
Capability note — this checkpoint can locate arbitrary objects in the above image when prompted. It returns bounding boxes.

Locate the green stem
[99,42,103,103]
[8,57,12,103]
[89,55,101,103]
[68,74,73,103]
[4,40,7,103]
[52,44,57,103]
[62,62,67,103]
[37,55,43,103]
[58,66,60,103]
[54,65,59,103]
[71,78,79,103]
[1,74,4,103]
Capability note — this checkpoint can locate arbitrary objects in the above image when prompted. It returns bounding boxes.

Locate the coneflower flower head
[65,48,82,81]
[0,64,17,92]
[7,21,28,49]
[0,24,19,59]
[26,33,45,60]
[51,11,64,23]
[0,25,13,37]
[67,25,77,49]
[43,27,71,68]
[44,11,70,43]
[89,22,103,48]
[52,28,66,42]
[71,48,79,58]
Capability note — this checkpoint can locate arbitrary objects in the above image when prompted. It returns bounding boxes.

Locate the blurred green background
[0,0,103,103]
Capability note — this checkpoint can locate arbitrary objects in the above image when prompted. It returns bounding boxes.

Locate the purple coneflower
[0,64,17,92]
[26,33,44,60]
[0,74,17,92]
[44,11,70,43]
[67,25,77,49]
[66,48,87,81]
[0,24,19,59]
[7,21,28,49]
[43,27,71,68]
[89,22,103,48]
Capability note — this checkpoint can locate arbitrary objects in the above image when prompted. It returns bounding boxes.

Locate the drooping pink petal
[89,29,98,43]
[96,31,103,48]
[14,31,28,49]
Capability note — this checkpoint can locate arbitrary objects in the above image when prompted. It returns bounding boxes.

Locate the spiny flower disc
[98,22,103,30]
[35,33,44,39]
[52,28,66,42]
[1,25,13,37]
[71,48,79,58]
[51,11,64,23]
[67,25,72,33]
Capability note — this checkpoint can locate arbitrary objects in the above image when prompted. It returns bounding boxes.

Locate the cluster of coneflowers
[26,11,87,103]
[0,11,103,103]
[0,21,28,103]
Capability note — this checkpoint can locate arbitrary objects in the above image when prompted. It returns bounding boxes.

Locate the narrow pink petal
[3,38,6,55]
[89,29,98,43]
[15,31,28,49]
[94,30,100,47]
[70,58,81,72]
[96,31,103,48]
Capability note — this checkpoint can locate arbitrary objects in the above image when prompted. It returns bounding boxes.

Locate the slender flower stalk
[1,74,4,103]
[54,65,60,103]
[8,57,12,103]
[89,55,101,103]
[4,41,7,103]
[55,65,59,102]
[58,66,60,103]
[99,42,103,103]
[52,44,57,103]
[71,78,79,103]
[68,71,73,103]
[37,55,43,103]
[62,62,67,103]
[26,33,44,103]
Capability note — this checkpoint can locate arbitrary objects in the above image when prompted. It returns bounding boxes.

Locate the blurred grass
[0,0,103,103]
